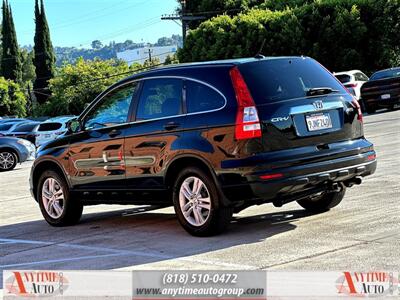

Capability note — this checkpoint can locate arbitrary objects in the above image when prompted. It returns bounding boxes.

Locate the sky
[9,0,181,48]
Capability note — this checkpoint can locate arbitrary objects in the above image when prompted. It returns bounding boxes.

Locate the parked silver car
[0,137,36,171]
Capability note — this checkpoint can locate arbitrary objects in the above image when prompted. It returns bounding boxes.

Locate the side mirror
[67,119,81,133]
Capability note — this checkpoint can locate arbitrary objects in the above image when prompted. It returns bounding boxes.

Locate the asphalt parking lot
[0,110,399,287]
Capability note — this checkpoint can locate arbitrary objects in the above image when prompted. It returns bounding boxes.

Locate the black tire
[172,167,233,236]
[0,150,18,171]
[37,170,83,226]
[365,105,376,114]
[297,188,346,213]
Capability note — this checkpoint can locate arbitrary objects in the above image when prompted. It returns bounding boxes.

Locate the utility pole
[161,0,206,47]
[148,48,153,62]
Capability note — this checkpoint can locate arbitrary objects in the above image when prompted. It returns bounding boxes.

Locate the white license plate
[381,94,391,99]
[306,113,333,131]
[44,134,51,138]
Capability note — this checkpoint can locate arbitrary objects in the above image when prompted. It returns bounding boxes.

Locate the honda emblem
[313,101,324,110]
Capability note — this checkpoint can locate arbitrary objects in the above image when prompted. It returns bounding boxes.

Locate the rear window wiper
[306,87,339,96]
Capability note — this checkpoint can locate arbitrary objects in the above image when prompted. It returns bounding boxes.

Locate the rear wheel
[365,105,376,114]
[297,188,346,213]
[0,150,17,171]
[172,167,233,236]
[37,170,83,226]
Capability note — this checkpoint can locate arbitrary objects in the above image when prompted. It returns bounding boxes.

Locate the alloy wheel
[0,152,15,170]
[179,176,211,227]
[42,177,65,219]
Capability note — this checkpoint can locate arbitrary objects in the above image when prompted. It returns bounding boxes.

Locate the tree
[91,40,103,49]
[33,0,56,104]
[0,77,27,117]
[1,0,22,82]
[41,58,131,116]
[21,49,36,84]
[178,0,400,73]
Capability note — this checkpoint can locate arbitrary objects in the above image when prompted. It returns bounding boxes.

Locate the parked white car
[334,70,369,100]
[35,116,75,147]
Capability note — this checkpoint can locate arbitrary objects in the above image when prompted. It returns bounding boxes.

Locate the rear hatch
[36,122,64,145]
[361,77,400,103]
[238,57,363,153]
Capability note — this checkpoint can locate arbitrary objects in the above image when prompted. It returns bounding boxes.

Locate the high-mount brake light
[229,66,262,140]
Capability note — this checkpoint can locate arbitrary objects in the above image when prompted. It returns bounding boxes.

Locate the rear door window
[185,80,225,113]
[355,72,369,81]
[335,74,352,84]
[239,58,347,104]
[136,78,183,120]
[38,122,62,131]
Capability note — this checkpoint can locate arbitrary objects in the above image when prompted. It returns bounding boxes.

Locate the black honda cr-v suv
[30,56,377,236]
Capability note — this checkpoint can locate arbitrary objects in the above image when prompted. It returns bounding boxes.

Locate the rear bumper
[363,94,400,108]
[219,138,376,204]
[247,156,376,201]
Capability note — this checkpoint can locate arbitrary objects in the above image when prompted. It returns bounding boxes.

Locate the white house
[117,45,178,65]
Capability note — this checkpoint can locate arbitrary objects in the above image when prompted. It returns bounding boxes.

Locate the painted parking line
[0,237,255,269]
[0,253,126,268]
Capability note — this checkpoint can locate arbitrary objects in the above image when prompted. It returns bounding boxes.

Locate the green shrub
[0,77,27,117]
[178,0,400,73]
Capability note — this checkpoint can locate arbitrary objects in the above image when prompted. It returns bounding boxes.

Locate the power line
[19,0,158,35]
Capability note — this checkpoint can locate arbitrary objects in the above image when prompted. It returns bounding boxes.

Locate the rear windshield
[13,123,38,132]
[37,122,62,131]
[335,74,351,84]
[0,124,13,131]
[370,68,400,80]
[239,58,346,104]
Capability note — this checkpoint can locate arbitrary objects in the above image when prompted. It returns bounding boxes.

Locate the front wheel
[37,170,83,226]
[173,167,233,236]
[0,150,17,171]
[297,188,346,213]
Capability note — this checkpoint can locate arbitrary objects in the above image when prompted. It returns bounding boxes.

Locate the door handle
[108,129,121,137]
[164,122,180,131]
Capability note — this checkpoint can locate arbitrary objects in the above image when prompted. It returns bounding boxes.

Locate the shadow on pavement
[0,205,315,285]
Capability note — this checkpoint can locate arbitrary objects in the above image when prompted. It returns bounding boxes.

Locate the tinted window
[370,68,400,80]
[85,83,137,129]
[136,78,182,120]
[38,122,62,131]
[355,72,368,81]
[0,124,12,131]
[239,58,347,104]
[13,123,38,132]
[186,80,225,113]
[335,74,352,83]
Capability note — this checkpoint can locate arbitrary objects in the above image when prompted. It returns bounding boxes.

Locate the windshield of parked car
[239,58,347,104]
[0,124,13,131]
[12,123,38,132]
[335,74,351,83]
[370,68,400,80]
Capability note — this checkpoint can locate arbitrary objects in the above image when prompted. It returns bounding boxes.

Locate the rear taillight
[351,98,363,123]
[346,83,358,88]
[229,66,261,140]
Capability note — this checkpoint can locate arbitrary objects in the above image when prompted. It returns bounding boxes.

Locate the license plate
[44,134,51,138]
[306,113,333,131]
[381,94,391,99]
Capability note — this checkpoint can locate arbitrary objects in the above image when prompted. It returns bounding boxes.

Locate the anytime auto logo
[336,272,399,297]
[4,271,69,297]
